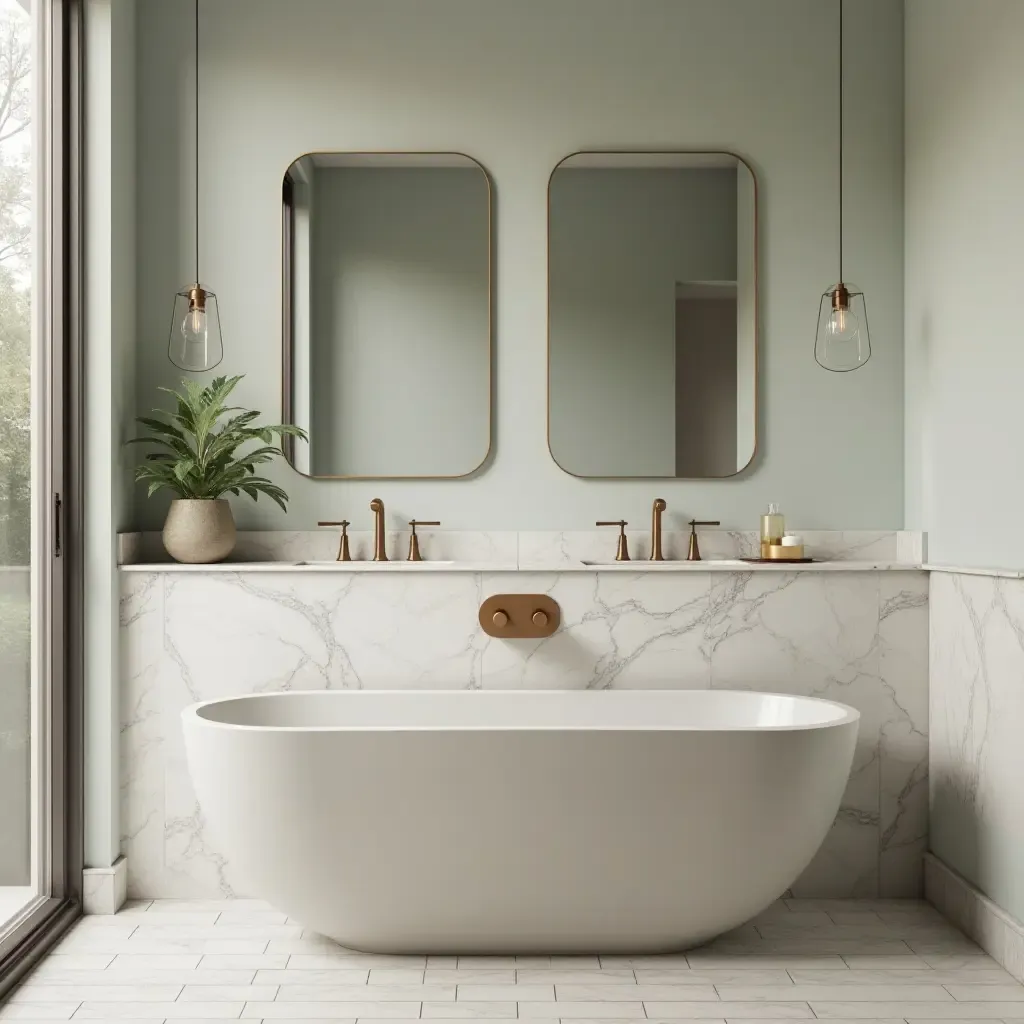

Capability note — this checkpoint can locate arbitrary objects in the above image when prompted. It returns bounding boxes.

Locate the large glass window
[0,0,79,973]
[0,0,38,933]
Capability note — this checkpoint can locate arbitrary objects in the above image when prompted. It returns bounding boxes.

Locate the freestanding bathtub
[182,689,857,953]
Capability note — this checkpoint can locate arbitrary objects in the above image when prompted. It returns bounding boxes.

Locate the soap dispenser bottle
[760,503,785,558]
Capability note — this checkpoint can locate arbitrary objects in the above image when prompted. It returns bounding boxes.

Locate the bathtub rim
[183,688,860,734]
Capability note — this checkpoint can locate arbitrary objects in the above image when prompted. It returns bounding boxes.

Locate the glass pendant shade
[814,282,871,372]
[167,284,223,372]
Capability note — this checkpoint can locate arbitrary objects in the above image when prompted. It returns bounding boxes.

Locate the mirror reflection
[548,152,757,478]
[282,153,491,478]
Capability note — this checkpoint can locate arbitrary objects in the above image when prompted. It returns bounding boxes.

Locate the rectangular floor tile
[422,1003,517,1019]
[0,1008,81,1021]
[811,1001,1024,1017]
[113,912,222,926]
[367,970,426,984]
[457,984,554,1000]
[275,951,427,967]
[644,1002,814,1018]
[558,985,719,1001]
[276,984,454,1001]
[198,953,289,970]
[636,971,792,986]
[255,969,371,985]
[716,985,954,1001]
[841,954,933,969]
[601,956,692,969]
[129,924,302,940]
[945,986,1024,1001]
[517,970,637,985]
[73,1004,244,1019]
[789,969,1017,985]
[178,984,279,1001]
[517,1002,646,1018]
[30,968,256,985]
[107,954,204,969]
[517,957,603,968]
[10,984,182,1002]
[686,956,848,970]
[245,1002,422,1018]
[425,970,516,984]
[920,955,1004,970]
[36,954,114,970]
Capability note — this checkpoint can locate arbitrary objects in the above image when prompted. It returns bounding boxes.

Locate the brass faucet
[686,519,721,561]
[650,498,667,561]
[317,520,351,561]
[596,520,630,561]
[369,498,388,561]
[407,519,441,561]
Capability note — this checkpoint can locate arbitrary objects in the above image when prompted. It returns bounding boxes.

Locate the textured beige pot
[163,498,237,564]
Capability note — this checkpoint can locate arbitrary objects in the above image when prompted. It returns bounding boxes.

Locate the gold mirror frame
[281,151,494,481]
[546,149,759,480]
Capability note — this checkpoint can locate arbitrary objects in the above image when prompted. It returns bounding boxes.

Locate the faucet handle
[408,520,441,562]
[596,520,630,562]
[686,519,721,562]
[317,520,352,562]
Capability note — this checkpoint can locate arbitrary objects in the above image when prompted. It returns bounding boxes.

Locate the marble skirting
[929,571,1024,927]
[120,567,928,901]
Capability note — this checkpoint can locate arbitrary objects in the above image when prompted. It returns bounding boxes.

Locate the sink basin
[580,559,747,568]
[296,560,456,568]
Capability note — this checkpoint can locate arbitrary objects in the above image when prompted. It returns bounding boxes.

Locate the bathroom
[1,0,1023,1015]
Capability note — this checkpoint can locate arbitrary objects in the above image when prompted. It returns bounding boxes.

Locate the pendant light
[815,0,871,373]
[168,0,224,372]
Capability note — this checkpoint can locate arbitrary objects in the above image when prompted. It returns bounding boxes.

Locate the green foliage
[0,9,32,567]
[129,376,307,512]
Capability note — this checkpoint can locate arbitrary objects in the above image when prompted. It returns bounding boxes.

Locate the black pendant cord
[194,0,200,285]
[838,0,843,285]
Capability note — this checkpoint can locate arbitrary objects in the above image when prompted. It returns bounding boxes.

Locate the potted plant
[129,375,307,563]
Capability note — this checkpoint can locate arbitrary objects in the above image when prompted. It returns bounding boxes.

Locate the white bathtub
[182,689,857,953]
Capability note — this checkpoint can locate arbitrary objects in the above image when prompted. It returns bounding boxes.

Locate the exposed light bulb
[826,304,859,342]
[814,282,871,372]
[182,304,208,346]
[168,283,224,372]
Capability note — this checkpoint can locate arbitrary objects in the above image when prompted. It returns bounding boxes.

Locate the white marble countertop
[118,559,924,574]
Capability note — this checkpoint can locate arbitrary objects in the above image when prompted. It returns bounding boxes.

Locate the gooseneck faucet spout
[370,498,388,562]
[650,498,667,561]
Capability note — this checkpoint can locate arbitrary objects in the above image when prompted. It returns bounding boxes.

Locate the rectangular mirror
[547,151,757,478]
[282,152,491,478]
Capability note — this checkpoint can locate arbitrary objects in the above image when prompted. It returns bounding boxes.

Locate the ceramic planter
[162,498,236,564]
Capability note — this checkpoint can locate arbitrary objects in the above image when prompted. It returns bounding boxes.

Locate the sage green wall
[133,0,904,532]
[906,0,1024,923]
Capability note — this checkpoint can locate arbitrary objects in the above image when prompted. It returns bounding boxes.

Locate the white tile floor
[3,898,1022,1023]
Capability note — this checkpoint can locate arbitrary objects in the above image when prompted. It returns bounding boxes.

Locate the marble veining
[120,568,928,901]
[929,572,1024,924]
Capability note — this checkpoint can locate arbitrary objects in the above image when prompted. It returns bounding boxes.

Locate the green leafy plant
[129,375,307,511]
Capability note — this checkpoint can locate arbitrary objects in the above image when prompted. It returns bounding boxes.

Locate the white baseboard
[82,854,128,915]
[925,852,1024,981]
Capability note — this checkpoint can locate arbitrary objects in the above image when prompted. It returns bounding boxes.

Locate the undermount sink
[580,559,747,568]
